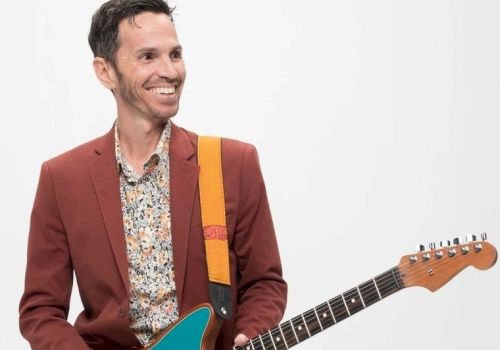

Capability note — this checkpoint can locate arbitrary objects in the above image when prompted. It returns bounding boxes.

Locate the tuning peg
[453,237,463,245]
[415,244,426,252]
[481,232,488,241]
[465,234,477,242]
[440,239,451,247]
[429,242,436,250]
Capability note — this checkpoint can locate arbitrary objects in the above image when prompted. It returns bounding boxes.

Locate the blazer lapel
[88,127,130,292]
[87,122,199,308]
[169,122,199,308]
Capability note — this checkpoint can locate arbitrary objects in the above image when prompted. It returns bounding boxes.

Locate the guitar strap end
[208,282,233,320]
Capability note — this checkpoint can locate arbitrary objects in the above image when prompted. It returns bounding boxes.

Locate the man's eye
[139,53,153,60]
[171,51,182,59]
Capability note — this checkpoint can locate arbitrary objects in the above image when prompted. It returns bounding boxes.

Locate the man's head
[89,0,186,123]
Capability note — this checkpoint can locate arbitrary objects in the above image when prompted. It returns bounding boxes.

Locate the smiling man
[19,1,286,349]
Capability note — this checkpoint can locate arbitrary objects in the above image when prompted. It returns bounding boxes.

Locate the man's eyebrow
[135,47,158,54]
[135,45,183,54]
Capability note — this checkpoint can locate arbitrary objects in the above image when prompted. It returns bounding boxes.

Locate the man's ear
[93,57,118,90]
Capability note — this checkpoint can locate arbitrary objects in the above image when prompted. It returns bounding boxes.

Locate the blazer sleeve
[232,144,287,338]
[19,162,91,350]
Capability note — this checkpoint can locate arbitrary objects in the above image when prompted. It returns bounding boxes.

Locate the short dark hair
[88,0,175,66]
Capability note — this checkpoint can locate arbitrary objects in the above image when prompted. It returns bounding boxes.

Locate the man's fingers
[234,333,249,346]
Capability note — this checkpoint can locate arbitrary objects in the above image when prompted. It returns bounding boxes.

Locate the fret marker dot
[298,325,303,331]
[323,313,327,318]
[276,336,280,342]
[351,298,356,303]
[246,347,251,350]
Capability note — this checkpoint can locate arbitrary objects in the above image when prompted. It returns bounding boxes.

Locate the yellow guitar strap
[197,136,232,319]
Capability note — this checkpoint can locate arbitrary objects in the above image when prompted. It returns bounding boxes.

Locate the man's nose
[157,56,178,80]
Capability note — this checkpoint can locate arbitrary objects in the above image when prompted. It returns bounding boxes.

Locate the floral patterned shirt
[114,120,179,346]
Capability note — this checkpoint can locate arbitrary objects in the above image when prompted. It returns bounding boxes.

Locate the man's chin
[150,110,178,122]
[146,104,179,121]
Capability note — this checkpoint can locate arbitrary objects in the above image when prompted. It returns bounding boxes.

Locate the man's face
[112,12,186,122]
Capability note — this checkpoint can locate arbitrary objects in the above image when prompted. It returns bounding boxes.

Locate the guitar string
[383,242,484,288]
[394,244,482,287]
[236,242,486,349]
[248,266,438,350]
[349,242,482,311]
[242,254,470,350]
[239,252,461,350]
[360,241,484,292]
[243,272,396,350]
[246,272,403,350]
[336,242,484,325]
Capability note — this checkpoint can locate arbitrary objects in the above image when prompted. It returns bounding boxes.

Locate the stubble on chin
[117,77,178,123]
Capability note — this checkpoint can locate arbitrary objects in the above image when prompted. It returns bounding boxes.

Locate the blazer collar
[90,120,199,308]
[93,120,196,160]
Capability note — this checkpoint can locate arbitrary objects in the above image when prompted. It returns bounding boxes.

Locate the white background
[2,0,499,349]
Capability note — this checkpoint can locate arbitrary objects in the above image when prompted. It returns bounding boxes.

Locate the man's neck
[116,115,166,170]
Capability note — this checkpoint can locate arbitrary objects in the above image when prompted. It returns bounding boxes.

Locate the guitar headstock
[398,233,497,292]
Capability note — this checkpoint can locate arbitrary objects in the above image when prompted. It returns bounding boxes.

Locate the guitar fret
[391,267,403,289]
[262,331,277,350]
[359,279,381,307]
[258,334,266,349]
[242,340,256,350]
[375,269,401,298]
[313,307,324,330]
[278,323,289,349]
[373,278,383,300]
[356,286,366,308]
[316,302,335,329]
[340,294,351,316]
[282,320,298,346]
[343,287,365,315]
[301,313,312,337]
[268,329,277,350]
[303,309,321,335]
[291,315,309,342]
[375,272,392,298]
[241,340,254,350]
[330,295,349,322]
[288,320,300,345]
[270,327,287,350]
[326,299,337,323]
[235,266,406,350]
[250,337,261,350]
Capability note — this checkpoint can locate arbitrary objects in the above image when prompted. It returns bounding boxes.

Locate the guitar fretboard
[234,267,403,350]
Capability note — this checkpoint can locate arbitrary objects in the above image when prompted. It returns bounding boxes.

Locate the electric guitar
[143,234,497,350]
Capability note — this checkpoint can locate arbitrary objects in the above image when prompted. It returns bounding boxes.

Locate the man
[19,1,287,349]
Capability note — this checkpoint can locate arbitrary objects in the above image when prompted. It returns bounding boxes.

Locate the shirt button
[117,308,126,318]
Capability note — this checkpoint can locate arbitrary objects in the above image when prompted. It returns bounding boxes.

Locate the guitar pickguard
[147,305,216,350]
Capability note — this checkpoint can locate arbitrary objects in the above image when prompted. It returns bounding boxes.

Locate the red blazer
[19,123,287,350]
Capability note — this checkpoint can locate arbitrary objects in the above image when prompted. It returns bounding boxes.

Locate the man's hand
[234,333,249,346]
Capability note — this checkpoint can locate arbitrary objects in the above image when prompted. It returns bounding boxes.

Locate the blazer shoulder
[182,125,257,160]
[44,131,110,174]
[221,137,258,161]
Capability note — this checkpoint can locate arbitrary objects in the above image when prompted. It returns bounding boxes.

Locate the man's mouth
[146,86,176,96]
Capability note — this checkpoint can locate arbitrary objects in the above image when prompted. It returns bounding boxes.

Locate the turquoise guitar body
[144,304,220,350]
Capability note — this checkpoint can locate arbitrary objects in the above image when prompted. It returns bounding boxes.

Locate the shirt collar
[114,120,171,180]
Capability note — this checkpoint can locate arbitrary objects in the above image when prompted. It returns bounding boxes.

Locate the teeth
[148,87,175,95]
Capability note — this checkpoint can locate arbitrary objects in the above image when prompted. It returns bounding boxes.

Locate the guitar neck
[235,266,404,350]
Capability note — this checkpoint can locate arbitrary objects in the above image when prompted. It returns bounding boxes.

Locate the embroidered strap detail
[203,225,228,240]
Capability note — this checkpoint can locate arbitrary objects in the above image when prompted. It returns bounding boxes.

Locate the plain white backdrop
[2,0,499,349]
